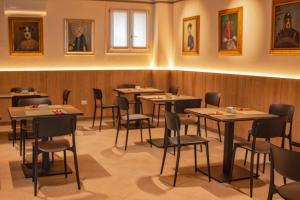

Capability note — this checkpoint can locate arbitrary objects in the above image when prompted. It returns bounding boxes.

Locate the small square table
[185,107,277,183]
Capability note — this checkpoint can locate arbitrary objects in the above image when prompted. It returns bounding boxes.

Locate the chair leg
[99,109,103,131]
[12,120,16,147]
[160,141,168,175]
[256,153,260,179]
[64,150,67,178]
[204,118,208,137]
[244,149,249,166]
[283,177,287,185]
[173,146,181,186]
[157,104,161,127]
[147,119,152,147]
[205,142,211,182]
[267,185,276,200]
[20,128,23,156]
[184,125,188,135]
[229,145,237,184]
[115,118,121,145]
[22,134,26,164]
[32,144,35,182]
[73,148,81,190]
[152,104,155,124]
[112,108,115,127]
[288,136,293,150]
[34,144,38,196]
[125,121,129,150]
[140,120,143,143]
[92,106,96,128]
[194,144,197,172]
[263,153,267,174]
[196,116,201,136]
[217,122,222,142]
[250,151,255,198]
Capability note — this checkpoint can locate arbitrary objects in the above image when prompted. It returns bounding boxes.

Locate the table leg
[223,122,234,174]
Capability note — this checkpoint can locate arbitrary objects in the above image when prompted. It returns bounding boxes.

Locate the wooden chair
[115,96,152,150]
[62,89,71,104]
[92,88,118,131]
[32,115,80,196]
[152,85,178,126]
[160,111,211,186]
[268,144,300,200]
[204,92,222,142]
[230,117,286,197]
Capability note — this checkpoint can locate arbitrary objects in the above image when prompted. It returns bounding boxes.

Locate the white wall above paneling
[3,0,47,16]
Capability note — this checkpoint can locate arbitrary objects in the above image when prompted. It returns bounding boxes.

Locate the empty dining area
[1,0,300,200]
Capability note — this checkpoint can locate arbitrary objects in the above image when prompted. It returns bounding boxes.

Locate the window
[109,9,149,52]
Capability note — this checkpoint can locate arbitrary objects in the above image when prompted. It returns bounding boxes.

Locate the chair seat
[102,104,118,108]
[169,135,207,146]
[121,114,150,121]
[278,182,300,200]
[235,140,270,154]
[37,139,70,152]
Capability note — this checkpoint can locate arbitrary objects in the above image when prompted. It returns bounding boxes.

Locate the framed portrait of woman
[218,7,243,55]
[182,16,200,55]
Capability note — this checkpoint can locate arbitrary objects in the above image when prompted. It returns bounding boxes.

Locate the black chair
[160,111,211,186]
[32,115,80,196]
[117,83,144,113]
[18,97,52,163]
[115,96,152,150]
[152,85,179,126]
[244,104,295,173]
[63,89,71,104]
[174,99,202,136]
[268,144,300,200]
[10,87,34,93]
[230,117,286,197]
[92,88,118,131]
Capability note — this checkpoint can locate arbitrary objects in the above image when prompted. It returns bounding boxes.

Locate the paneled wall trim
[0,69,299,143]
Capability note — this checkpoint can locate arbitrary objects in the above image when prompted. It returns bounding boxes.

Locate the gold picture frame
[182,15,200,55]
[218,7,243,55]
[8,17,43,56]
[64,19,95,55]
[271,0,300,55]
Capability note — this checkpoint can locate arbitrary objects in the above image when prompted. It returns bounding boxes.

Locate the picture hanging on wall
[271,0,300,54]
[65,19,95,55]
[218,7,243,55]
[182,15,200,55]
[8,17,44,56]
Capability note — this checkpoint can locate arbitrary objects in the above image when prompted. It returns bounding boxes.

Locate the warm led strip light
[0,66,299,80]
[4,10,47,16]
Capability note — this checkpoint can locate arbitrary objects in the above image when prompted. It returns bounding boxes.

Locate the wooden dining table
[8,105,83,178]
[185,107,277,183]
[139,94,202,148]
[0,91,48,99]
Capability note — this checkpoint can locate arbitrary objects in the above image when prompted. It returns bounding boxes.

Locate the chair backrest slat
[12,95,42,107]
[269,104,295,123]
[117,84,135,89]
[116,96,129,111]
[270,144,300,182]
[205,92,221,107]
[33,115,76,138]
[10,87,34,93]
[252,117,286,139]
[17,97,52,107]
[174,99,201,114]
[63,89,71,104]
[165,111,181,132]
[168,85,179,95]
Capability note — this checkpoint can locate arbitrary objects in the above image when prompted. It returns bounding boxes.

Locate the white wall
[173,0,300,77]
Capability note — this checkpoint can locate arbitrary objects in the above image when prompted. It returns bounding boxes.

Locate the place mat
[25,109,66,116]
[25,105,64,110]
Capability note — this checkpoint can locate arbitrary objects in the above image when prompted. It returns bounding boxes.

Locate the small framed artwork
[65,19,95,55]
[218,7,243,55]
[182,15,200,55]
[271,0,300,55]
[8,17,43,56]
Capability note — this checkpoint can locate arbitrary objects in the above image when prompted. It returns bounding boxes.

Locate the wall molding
[90,0,184,4]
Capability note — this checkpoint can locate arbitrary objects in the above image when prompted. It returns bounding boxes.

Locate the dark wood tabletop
[0,92,49,99]
[8,105,83,121]
[139,94,201,103]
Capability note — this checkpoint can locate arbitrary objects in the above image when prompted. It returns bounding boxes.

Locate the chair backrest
[10,87,34,93]
[17,97,52,107]
[168,85,179,95]
[174,99,201,114]
[205,92,221,107]
[33,115,76,138]
[12,95,41,107]
[165,111,181,132]
[251,117,286,139]
[269,104,295,123]
[117,83,136,89]
[63,89,71,104]
[270,144,300,182]
[116,96,129,111]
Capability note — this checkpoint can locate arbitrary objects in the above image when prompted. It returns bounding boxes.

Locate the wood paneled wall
[0,69,299,142]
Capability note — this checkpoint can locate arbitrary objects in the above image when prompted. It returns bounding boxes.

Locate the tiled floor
[0,119,285,200]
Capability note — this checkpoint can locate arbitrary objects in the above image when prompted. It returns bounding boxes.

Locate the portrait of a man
[8,17,43,55]
[272,0,300,55]
[182,16,199,55]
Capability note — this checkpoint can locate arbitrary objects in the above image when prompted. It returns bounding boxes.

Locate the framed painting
[271,0,300,54]
[218,7,243,55]
[8,17,43,56]
[65,19,95,55]
[182,15,200,55]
